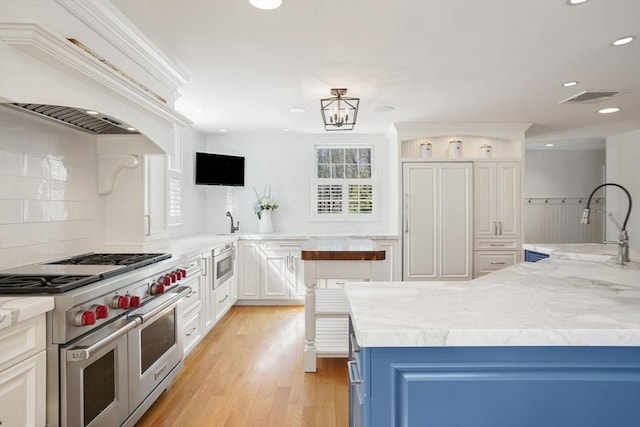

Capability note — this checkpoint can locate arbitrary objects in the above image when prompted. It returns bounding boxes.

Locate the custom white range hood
[0,0,192,154]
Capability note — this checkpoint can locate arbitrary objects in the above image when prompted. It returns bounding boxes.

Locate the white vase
[258,210,274,233]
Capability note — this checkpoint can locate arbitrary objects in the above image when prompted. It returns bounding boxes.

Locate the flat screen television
[195,152,245,186]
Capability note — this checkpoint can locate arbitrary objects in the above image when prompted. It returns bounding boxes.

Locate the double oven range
[0,252,196,427]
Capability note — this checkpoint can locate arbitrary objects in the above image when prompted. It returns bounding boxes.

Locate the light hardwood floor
[135,306,349,427]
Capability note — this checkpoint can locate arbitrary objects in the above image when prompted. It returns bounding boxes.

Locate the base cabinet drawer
[474,251,519,277]
[214,280,232,322]
[183,306,203,357]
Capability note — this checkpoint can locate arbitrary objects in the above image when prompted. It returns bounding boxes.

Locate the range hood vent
[4,103,139,134]
[559,91,622,104]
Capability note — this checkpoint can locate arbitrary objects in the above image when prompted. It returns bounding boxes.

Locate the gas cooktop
[0,252,171,294]
[0,275,100,294]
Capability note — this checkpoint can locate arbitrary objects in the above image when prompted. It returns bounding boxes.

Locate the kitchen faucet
[226,211,240,234]
[580,183,632,265]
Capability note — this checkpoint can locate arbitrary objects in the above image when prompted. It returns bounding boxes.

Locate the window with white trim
[314,145,376,220]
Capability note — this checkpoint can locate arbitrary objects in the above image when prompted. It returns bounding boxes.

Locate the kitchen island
[345,258,640,427]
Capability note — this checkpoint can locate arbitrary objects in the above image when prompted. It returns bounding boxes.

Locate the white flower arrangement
[253,184,278,220]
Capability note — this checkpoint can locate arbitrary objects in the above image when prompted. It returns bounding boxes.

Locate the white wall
[523,148,605,244]
[606,129,639,248]
[203,132,397,234]
[0,107,104,269]
[168,127,208,239]
[524,149,605,198]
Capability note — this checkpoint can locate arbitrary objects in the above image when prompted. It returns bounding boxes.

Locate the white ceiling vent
[559,90,622,104]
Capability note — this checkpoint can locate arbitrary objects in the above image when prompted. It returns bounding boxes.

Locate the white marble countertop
[0,297,54,331]
[523,243,640,263]
[169,232,399,259]
[346,258,640,348]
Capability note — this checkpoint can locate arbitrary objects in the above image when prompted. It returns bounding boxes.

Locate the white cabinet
[261,241,305,300]
[402,162,473,280]
[473,161,522,277]
[181,255,204,357]
[201,251,215,332]
[0,314,47,427]
[238,241,261,300]
[474,162,521,239]
[104,154,169,252]
[238,240,305,302]
[213,280,233,321]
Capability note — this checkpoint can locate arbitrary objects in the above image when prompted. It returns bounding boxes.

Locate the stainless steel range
[0,252,196,427]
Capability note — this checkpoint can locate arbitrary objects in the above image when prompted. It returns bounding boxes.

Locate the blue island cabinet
[349,340,640,427]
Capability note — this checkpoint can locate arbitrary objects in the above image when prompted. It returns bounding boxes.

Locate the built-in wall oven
[212,244,234,289]
[61,286,189,427]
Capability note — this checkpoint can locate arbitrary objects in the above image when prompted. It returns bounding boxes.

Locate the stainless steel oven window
[62,321,130,427]
[216,255,233,281]
[83,350,116,425]
[141,309,176,373]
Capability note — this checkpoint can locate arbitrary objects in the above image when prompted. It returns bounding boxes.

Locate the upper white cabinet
[474,162,521,239]
[103,154,169,252]
[402,162,473,280]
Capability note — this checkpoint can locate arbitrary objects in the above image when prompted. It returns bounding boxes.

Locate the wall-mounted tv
[195,152,245,186]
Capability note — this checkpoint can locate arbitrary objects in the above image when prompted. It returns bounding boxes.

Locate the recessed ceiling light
[219,129,228,132]
[612,36,635,46]
[567,0,588,5]
[86,110,99,115]
[283,128,291,132]
[249,0,282,10]
[598,107,620,114]
[126,127,136,131]
[546,143,554,147]
[562,81,578,87]
[372,106,395,113]
[289,107,306,113]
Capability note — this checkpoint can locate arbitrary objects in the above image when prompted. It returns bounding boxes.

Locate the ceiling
[109,0,640,145]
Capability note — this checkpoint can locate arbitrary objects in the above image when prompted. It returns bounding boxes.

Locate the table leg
[304,277,317,372]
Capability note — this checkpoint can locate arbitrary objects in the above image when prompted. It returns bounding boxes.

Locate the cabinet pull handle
[145,215,151,236]
[493,221,497,235]
[348,360,364,384]
[490,262,506,265]
[186,327,197,337]
[202,260,207,277]
[499,221,502,235]
[404,194,409,233]
[349,332,361,353]
[278,243,302,248]
[489,243,505,247]
[218,294,229,304]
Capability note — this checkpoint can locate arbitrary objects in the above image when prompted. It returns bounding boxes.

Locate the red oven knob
[151,282,165,295]
[111,295,130,309]
[93,304,109,319]
[162,275,172,286]
[181,269,187,278]
[74,310,96,326]
[170,272,178,283]
[130,295,142,307]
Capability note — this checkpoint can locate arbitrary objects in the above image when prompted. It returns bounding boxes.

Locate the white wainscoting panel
[524,198,604,244]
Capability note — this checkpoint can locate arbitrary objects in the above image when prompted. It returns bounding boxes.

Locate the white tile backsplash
[0,108,104,269]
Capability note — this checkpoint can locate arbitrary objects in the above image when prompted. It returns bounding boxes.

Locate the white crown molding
[56,0,189,91]
[394,122,532,141]
[0,22,191,127]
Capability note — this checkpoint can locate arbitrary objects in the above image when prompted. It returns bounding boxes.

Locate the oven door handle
[66,318,140,362]
[131,286,191,324]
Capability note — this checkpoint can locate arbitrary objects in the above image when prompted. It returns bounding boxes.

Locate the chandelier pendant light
[321,88,359,131]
